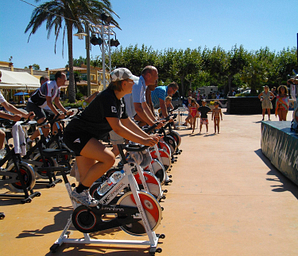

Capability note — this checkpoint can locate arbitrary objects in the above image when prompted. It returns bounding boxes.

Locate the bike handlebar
[143,123,158,134]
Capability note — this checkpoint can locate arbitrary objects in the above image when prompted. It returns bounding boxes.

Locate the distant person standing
[189,98,199,134]
[275,85,289,121]
[196,90,202,105]
[271,86,277,96]
[197,99,211,133]
[211,101,223,134]
[258,85,275,121]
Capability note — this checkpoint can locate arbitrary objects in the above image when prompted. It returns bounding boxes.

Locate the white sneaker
[0,149,6,160]
[71,189,99,207]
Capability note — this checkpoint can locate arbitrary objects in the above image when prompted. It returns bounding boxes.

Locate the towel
[12,121,26,156]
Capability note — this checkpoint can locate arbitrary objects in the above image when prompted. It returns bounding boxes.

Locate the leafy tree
[25,0,119,102]
[226,45,248,94]
[73,56,87,67]
[75,44,298,97]
[240,51,268,94]
[202,46,227,90]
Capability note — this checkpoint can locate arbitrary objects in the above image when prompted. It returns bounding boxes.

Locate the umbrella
[14,92,29,96]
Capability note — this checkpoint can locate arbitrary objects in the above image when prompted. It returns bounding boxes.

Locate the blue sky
[0,0,297,71]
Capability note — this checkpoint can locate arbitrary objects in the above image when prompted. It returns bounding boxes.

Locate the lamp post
[85,22,91,97]
[74,26,91,96]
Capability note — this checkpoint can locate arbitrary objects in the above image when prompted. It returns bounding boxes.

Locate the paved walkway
[1,110,297,256]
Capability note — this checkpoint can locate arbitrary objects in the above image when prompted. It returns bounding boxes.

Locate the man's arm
[146,87,154,114]
[134,102,156,126]
[159,98,168,118]
[121,117,153,137]
[54,97,71,115]
[1,101,33,119]
[46,97,60,115]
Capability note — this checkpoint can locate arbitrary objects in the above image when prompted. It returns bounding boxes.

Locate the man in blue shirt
[151,82,179,118]
[130,66,161,126]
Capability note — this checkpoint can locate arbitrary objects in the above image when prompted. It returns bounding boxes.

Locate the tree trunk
[227,75,233,95]
[67,22,76,103]
[180,76,185,96]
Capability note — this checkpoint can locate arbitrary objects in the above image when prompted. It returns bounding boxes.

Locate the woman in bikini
[275,85,289,121]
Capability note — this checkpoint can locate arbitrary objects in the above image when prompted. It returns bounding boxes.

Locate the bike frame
[51,145,163,254]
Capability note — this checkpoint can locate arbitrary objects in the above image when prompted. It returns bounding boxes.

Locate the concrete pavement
[0,110,297,256]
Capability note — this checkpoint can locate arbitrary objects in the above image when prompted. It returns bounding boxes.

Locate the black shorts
[26,102,55,121]
[63,130,94,156]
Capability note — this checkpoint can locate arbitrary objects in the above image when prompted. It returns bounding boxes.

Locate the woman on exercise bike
[63,68,159,207]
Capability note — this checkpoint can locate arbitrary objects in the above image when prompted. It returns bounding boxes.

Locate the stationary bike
[51,144,165,255]
[91,147,165,201]
[0,120,41,203]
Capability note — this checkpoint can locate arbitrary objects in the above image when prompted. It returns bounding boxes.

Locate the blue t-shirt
[151,86,168,108]
[132,76,146,104]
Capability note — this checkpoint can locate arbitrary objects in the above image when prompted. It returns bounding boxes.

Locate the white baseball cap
[110,68,138,82]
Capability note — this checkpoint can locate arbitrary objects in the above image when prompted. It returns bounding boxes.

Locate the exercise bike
[90,148,165,201]
[0,120,41,203]
[50,144,165,255]
[22,115,74,188]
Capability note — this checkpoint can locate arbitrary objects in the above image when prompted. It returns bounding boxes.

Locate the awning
[14,92,29,96]
[0,69,40,90]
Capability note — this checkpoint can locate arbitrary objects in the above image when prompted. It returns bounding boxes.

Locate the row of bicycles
[0,110,182,255]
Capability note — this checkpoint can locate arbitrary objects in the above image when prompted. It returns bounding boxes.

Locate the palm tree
[25,0,119,102]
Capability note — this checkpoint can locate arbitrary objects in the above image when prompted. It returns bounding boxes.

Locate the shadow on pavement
[255,148,298,200]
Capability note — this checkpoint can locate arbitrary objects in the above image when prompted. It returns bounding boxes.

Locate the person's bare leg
[76,156,96,183]
[282,110,288,121]
[78,138,115,187]
[262,109,266,120]
[278,109,283,121]
[0,130,5,149]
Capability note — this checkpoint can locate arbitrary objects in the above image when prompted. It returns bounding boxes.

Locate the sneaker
[71,189,99,207]
[0,149,6,160]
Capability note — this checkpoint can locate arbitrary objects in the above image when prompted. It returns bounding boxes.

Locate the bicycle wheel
[7,161,36,193]
[134,171,162,200]
[163,135,177,155]
[167,130,181,148]
[144,159,166,184]
[33,153,58,179]
[117,191,162,236]
[158,141,171,157]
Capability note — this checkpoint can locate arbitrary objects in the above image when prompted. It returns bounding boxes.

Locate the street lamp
[74,24,91,96]
[73,28,87,40]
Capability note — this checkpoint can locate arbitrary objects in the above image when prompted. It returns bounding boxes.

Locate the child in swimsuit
[197,99,211,133]
[212,101,223,134]
[189,98,199,134]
